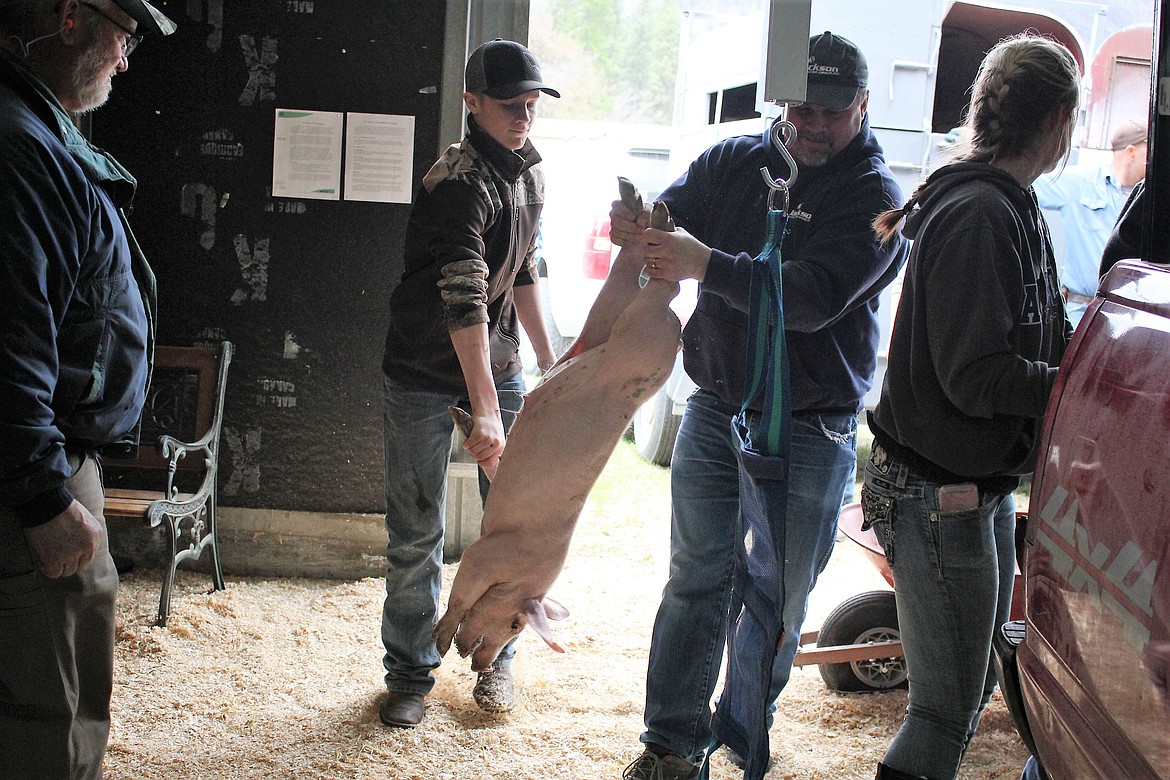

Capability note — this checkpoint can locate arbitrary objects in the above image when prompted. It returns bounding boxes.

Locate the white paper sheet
[272,109,344,200]
[343,112,415,203]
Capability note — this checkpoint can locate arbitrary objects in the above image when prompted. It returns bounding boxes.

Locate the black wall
[92,0,448,513]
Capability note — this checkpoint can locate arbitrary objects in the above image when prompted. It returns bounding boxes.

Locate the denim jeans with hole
[380,371,526,695]
[861,447,1017,780]
[642,389,856,763]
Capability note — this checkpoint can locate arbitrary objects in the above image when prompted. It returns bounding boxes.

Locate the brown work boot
[622,746,700,780]
[379,690,425,728]
[472,667,515,713]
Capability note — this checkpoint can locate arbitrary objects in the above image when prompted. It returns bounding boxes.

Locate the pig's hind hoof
[472,668,515,713]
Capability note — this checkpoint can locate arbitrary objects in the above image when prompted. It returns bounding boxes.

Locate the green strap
[740,208,790,457]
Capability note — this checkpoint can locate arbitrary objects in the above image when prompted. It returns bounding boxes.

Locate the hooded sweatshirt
[869,162,1070,489]
[662,115,907,415]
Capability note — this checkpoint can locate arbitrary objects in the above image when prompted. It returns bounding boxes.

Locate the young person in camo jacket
[378,38,559,728]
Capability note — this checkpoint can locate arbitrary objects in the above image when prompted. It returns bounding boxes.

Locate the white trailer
[560,0,1151,465]
[630,0,1141,467]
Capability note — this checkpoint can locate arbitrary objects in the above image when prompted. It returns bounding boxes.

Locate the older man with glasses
[0,1,175,777]
[79,1,147,55]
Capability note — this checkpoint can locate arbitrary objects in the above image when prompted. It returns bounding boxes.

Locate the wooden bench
[103,341,233,626]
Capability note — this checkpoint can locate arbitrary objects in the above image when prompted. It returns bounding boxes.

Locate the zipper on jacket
[511,180,521,273]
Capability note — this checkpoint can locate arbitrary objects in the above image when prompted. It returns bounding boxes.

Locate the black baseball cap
[465,39,560,100]
[806,31,867,110]
[111,0,177,35]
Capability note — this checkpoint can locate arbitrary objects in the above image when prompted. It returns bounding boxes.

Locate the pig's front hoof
[432,609,464,656]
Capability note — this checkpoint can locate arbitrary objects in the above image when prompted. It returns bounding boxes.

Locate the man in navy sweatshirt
[616,32,908,780]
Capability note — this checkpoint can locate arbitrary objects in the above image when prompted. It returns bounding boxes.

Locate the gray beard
[69,39,115,113]
[791,149,830,168]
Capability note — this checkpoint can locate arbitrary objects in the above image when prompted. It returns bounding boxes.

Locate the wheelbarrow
[792,502,1025,692]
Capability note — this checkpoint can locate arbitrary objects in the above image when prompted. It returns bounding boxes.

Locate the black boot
[876,763,931,780]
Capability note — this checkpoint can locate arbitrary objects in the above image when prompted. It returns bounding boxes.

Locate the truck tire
[817,590,908,692]
[631,384,680,466]
[539,269,573,358]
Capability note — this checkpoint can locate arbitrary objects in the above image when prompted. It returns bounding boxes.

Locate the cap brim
[111,0,178,35]
[1111,133,1147,151]
[484,81,561,100]
[804,80,858,111]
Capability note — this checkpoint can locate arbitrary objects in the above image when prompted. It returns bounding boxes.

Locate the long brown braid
[873,33,1080,245]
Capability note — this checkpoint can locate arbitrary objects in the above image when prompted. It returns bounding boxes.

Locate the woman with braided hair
[860,33,1079,780]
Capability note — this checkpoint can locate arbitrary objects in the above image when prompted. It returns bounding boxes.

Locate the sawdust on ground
[106,442,1030,779]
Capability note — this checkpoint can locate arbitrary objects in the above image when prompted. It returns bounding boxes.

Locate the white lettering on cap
[808,60,841,77]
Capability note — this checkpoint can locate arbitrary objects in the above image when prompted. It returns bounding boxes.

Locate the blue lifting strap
[701,206,792,780]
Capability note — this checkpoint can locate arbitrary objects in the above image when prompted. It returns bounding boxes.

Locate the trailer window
[709,83,763,125]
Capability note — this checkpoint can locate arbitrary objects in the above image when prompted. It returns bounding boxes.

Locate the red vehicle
[995,260,1170,779]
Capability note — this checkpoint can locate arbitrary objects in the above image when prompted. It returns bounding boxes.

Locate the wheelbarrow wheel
[817,590,908,693]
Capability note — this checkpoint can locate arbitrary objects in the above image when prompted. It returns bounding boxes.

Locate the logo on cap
[803,32,867,111]
[465,39,561,100]
[808,62,842,77]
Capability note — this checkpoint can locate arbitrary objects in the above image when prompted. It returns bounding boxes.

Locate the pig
[432,181,681,672]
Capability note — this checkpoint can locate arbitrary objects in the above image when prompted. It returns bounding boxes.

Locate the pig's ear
[542,596,569,621]
[523,598,567,653]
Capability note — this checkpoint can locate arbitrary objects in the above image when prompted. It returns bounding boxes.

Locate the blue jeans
[642,390,857,762]
[380,371,526,695]
[861,446,1017,780]
[1020,756,1044,780]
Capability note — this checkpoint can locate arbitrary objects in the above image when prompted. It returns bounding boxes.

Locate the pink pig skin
[432,252,681,672]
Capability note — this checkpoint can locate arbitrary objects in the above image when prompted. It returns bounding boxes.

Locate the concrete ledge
[108,507,386,580]
[218,507,388,579]
[444,461,484,563]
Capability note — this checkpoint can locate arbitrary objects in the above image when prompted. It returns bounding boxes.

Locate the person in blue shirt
[1033,119,1146,326]
[1100,177,1154,274]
